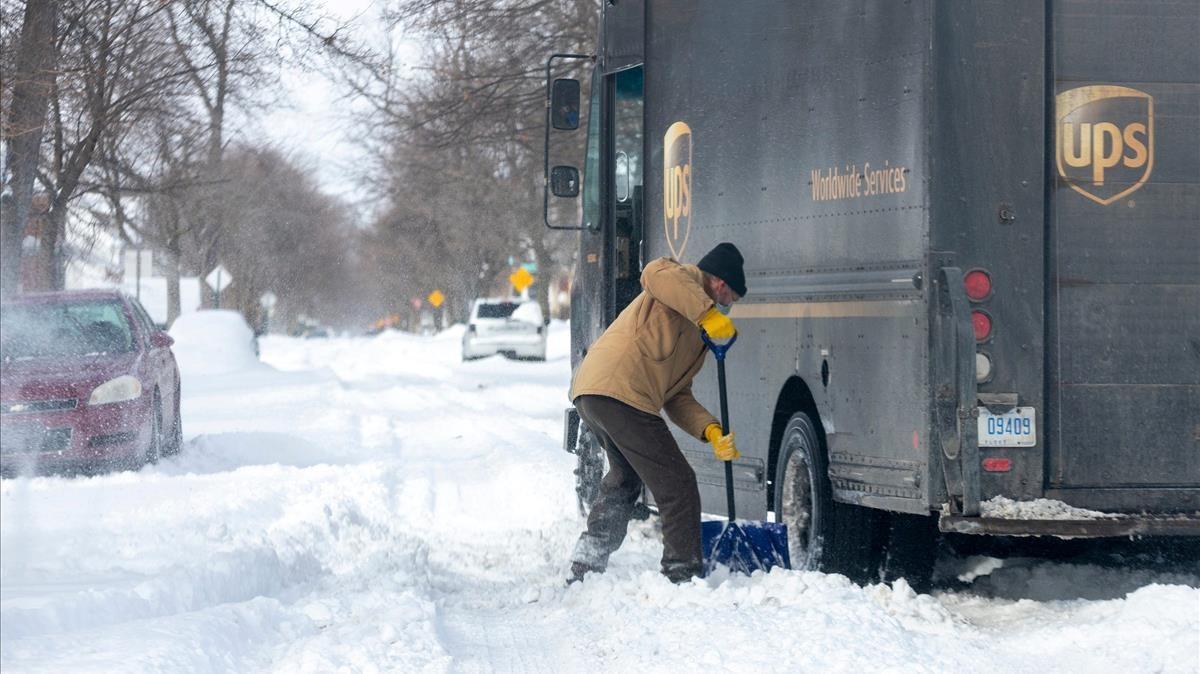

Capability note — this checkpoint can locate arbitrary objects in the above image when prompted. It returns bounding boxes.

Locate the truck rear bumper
[939,513,1200,538]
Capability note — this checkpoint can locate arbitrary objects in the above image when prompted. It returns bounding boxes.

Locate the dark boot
[662,560,701,584]
[566,561,598,586]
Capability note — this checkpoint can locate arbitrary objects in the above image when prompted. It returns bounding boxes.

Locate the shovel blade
[701,520,790,576]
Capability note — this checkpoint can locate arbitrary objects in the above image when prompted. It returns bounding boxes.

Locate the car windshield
[475,302,519,319]
[1,301,135,361]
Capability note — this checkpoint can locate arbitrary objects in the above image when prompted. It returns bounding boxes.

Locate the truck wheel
[774,412,882,584]
[574,424,606,516]
[574,421,649,520]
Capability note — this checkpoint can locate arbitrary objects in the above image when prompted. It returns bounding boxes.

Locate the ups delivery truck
[544,0,1198,587]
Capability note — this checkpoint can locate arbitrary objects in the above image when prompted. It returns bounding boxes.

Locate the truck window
[610,66,644,311]
[582,67,602,230]
[612,67,643,205]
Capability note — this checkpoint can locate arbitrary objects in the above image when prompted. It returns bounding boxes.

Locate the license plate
[977,407,1037,447]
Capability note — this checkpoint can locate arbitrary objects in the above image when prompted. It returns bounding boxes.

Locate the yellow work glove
[705,423,740,461]
[698,306,736,340]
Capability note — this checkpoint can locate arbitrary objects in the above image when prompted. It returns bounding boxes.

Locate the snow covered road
[2,324,1197,673]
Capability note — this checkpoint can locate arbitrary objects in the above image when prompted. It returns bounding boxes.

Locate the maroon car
[0,289,182,475]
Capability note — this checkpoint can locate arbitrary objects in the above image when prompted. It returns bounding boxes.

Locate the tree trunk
[531,228,552,324]
[1,0,58,298]
[166,245,181,326]
[44,203,67,290]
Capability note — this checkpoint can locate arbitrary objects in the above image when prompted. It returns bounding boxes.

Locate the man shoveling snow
[567,243,746,584]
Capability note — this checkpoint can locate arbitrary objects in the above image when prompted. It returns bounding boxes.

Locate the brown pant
[570,394,702,581]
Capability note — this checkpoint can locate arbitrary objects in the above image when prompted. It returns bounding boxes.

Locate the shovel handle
[701,329,738,520]
[700,329,736,432]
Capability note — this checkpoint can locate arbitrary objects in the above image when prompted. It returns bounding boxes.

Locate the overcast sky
[260,61,365,201]
[256,1,414,212]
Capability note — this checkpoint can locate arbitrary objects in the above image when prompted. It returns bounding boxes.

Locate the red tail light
[982,457,1012,472]
[972,310,992,341]
[964,269,992,301]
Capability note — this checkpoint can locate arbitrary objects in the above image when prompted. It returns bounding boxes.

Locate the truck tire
[573,424,651,521]
[774,412,883,584]
[573,424,606,516]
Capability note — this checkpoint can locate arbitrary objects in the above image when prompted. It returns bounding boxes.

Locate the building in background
[63,224,201,326]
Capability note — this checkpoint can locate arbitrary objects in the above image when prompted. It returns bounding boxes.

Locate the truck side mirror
[550,165,580,197]
[544,54,593,231]
[551,78,581,130]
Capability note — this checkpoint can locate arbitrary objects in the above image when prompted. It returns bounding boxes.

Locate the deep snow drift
[2,322,1197,673]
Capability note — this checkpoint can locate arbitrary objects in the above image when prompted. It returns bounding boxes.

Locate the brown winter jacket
[569,257,720,440]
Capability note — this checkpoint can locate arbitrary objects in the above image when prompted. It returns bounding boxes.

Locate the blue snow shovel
[700,330,791,576]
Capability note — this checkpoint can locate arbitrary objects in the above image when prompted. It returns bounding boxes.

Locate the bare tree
[30,0,204,290]
[163,0,270,305]
[202,145,363,330]
[1,0,58,298]
[95,108,211,322]
[164,0,367,309]
[366,136,521,321]
[353,0,598,320]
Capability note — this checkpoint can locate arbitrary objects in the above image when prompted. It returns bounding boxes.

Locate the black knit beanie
[697,242,747,297]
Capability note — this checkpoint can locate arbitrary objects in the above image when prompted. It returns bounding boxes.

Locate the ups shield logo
[1056,85,1154,206]
[663,121,692,259]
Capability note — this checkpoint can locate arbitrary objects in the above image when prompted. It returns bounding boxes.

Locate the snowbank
[980,496,1116,520]
[169,310,261,376]
[3,321,1196,673]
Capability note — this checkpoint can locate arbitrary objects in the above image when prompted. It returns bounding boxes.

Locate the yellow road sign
[509,267,535,293]
[427,290,445,308]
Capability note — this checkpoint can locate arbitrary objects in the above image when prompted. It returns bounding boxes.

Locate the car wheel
[165,381,183,456]
[145,390,163,466]
[774,412,883,584]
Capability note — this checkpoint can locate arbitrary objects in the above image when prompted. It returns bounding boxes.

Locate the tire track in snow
[434,607,573,674]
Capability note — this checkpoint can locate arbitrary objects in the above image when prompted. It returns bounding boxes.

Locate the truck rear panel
[932,0,1199,513]
[1045,0,1200,507]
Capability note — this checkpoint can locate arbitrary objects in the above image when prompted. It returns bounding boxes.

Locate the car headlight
[89,375,143,405]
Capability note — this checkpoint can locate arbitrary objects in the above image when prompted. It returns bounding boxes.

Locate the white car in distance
[462,299,547,362]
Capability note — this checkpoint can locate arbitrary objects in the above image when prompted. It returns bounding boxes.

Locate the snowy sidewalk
[2,324,1197,673]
